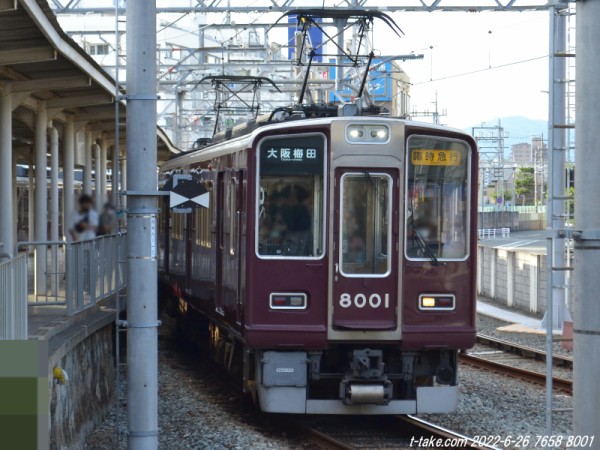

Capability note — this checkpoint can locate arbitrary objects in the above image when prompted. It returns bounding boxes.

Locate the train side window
[194,181,213,247]
[230,178,237,255]
[405,136,471,261]
[256,133,326,259]
[340,173,392,277]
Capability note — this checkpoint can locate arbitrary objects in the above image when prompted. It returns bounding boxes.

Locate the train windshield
[405,135,471,262]
[257,134,326,258]
[340,173,392,276]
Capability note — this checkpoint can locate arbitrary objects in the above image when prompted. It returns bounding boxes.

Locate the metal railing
[478,228,511,239]
[0,254,28,340]
[17,233,127,316]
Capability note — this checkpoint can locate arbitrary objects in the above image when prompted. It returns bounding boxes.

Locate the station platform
[28,297,121,356]
[477,297,567,336]
[24,294,123,449]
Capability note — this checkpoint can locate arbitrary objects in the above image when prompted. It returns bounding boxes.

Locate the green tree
[515,167,535,205]
[490,190,512,202]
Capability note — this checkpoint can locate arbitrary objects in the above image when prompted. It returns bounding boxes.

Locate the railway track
[300,415,494,450]
[476,333,573,368]
[460,334,573,394]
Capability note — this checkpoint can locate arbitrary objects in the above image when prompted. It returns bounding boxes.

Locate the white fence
[478,228,511,239]
[17,233,127,317]
[477,245,548,314]
[0,254,28,340]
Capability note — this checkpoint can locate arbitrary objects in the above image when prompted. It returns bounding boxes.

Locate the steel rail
[476,333,573,368]
[459,353,573,395]
[400,415,499,450]
[303,426,357,450]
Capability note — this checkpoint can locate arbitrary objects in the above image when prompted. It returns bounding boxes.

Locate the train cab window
[405,136,471,262]
[256,134,325,258]
[340,173,392,276]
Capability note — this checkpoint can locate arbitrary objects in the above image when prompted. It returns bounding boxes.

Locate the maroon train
[158,113,478,414]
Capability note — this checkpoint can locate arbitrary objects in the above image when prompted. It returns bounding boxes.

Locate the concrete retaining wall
[46,310,115,450]
[477,245,547,315]
[478,211,546,231]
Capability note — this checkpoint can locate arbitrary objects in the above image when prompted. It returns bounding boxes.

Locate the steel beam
[11,76,91,93]
[0,0,17,12]
[51,1,552,14]
[47,94,114,109]
[0,47,56,65]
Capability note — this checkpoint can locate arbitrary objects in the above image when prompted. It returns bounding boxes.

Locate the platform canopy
[0,0,178,162]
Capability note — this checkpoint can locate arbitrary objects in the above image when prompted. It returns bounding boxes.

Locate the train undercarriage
[168,297,459,415]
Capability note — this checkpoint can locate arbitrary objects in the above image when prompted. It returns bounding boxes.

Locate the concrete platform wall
[477,245,548,315]
[46,311,115,450]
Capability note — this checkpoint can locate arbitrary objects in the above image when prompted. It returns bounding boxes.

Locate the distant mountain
[466,116,548,156]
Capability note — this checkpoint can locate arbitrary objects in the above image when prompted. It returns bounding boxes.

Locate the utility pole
[574,0,600,443]
[472,121,507,228]
[411,91,447,125]
[126,0,159,449]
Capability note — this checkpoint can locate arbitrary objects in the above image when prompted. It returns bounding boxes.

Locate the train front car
[248,117,477,414]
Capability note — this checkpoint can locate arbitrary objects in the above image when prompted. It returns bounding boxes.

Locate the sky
[375,10,552,129]
[164,7,555,131]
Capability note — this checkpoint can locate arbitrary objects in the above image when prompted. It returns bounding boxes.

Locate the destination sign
[260,135,324,176]
[411,149,461,166]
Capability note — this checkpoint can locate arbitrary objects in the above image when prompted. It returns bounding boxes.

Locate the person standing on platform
[98,202,117,236]
[69,194,98,242]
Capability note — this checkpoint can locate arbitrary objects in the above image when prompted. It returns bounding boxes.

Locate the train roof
[159,115,473,172]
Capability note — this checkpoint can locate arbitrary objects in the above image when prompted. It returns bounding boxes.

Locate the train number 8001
[339,293,390,309]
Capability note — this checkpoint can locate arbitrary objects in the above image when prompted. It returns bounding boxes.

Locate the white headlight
[346,124,389,143]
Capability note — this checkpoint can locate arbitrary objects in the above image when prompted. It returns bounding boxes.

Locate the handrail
[15,233,127,316]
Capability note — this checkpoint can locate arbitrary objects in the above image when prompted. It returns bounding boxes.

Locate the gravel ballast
[85,311,574,449]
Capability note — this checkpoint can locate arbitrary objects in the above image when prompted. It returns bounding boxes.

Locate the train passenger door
[216,173,225,315]
[331,168,399,335]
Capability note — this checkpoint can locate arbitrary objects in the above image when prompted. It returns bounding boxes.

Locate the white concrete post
[83,130,93,195]
[507,251,514,308]
[0,92,13,257]
[49,126,59,295]
[63,117,75,241]
[100,137,108,205]
[35,105,48,296]
[112,143,119,207]
[28,153,34,242]
[94,142,102,207]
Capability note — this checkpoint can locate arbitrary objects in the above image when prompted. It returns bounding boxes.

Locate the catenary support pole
[63,117,75,241]
[0,92,13,258]
[35,104,48,296]
[574,0,600,443]
[126,0,159,449]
